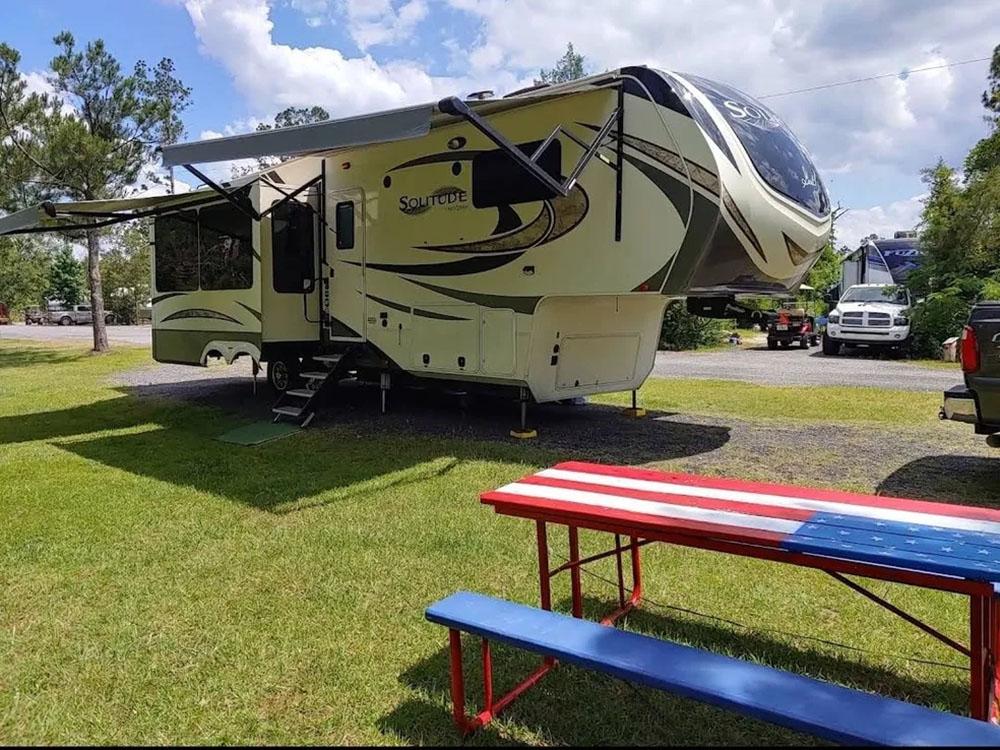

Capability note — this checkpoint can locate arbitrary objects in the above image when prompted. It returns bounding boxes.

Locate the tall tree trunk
[85,228,109,352]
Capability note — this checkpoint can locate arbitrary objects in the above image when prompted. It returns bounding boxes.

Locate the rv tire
[267,357,300,393]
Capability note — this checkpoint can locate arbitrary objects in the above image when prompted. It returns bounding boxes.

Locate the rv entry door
[324,188,366,341]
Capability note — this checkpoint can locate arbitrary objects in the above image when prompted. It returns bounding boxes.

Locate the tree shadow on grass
[877,454,1000,507]
[0,344,92,369]
[380,592,966,746]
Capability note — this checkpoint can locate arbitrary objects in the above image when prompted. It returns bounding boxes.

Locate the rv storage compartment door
[481,309,516,376]
[411,305,480,374]
[556,334,640,391]
[526,295,668,402]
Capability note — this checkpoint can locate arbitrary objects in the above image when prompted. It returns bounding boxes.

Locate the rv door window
[199,203,254,290]
[335,201,355,249]
[154,211,200,292]
[272,201,317,293]
[472,139,562,208]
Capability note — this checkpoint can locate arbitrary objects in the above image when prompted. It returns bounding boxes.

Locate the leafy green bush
[909,288,970,358]
[659,301,728,351]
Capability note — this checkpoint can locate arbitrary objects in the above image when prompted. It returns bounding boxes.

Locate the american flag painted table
[481,461,1000,722]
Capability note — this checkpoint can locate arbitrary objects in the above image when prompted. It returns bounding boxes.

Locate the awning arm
[182,164,261,222]
[437,84,622,199]
[257,173,323,221]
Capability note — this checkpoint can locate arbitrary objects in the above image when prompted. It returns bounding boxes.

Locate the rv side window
[272,201,316,293]
[154,211,200,292]
[199,203,254,290]
[472,140,562,208]
[335,201,355,250]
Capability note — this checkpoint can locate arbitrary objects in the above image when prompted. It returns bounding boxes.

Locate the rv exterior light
[467,90,494,100]
[342,161,351,169]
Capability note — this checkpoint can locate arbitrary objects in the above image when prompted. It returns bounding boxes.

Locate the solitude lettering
[399,188,468,214]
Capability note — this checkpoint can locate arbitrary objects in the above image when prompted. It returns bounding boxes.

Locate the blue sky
[6,0,999,246]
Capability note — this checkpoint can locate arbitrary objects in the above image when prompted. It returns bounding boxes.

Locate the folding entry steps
[271,353,346,428]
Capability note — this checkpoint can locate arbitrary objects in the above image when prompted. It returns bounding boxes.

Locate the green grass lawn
[596,376,941,426]
[907,358,962,371]
[0,342,982,744]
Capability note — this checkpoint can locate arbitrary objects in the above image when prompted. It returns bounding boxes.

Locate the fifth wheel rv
[0,66,832,427]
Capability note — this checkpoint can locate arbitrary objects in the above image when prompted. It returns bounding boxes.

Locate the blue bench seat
[427,592,1000,746]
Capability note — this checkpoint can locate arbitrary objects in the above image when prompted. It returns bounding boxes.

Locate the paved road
[654,343,963,392]
[1,322,151,346]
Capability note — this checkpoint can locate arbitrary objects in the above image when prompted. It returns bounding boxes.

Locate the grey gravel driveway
[1,322,151,346]
[654,344,962,392]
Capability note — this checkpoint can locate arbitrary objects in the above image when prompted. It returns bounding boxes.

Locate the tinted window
[199,203,253,290]
[154,211,199,291]
[842,286,909,305]
[335,201,355,250]
[657,70,738,172]
[684,74,829,216]
[472,140,561,208]
[272,201,316,293]
[78,305,90,312]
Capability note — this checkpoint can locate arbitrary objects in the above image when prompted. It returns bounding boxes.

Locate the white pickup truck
[822,283,911,355]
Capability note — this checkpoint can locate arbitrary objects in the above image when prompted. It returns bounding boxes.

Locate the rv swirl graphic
[399,185,468,215]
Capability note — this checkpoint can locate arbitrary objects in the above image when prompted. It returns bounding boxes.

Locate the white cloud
[343,0,429,50]
[290,0,330,27]
[835,194,925,249]
[183,0,502,118]
[286,0,429,50]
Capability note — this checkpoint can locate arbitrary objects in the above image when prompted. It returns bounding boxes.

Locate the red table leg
[614,533,626,608]
[601,535,644,626]
[536,520,551,611]
[990,593,1000,723]
[971,594,990,720]
[569,526,583,618]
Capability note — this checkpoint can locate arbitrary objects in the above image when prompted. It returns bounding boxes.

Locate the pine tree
[0,34,190,351]
[535,43,586,85]
[48,244,84,306]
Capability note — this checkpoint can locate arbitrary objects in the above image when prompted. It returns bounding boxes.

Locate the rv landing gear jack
[251,359,260,396]
[380,372,391,415]
[510,387,537,439]
[623,389,646,418]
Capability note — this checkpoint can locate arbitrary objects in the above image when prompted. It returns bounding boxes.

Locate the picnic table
[480,460,1000,723]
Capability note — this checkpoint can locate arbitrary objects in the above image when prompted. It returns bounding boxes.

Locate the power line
[757,56,992,100]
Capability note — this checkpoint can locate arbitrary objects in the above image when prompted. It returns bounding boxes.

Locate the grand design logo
[721,99,782,130]
[399,186,468,215]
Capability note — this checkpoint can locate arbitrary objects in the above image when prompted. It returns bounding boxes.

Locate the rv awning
[160,103,436,168]
[159,79,621,167]
[0,189,220,236]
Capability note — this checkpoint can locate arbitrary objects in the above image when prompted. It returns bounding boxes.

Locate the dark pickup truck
[941,301,1000,447]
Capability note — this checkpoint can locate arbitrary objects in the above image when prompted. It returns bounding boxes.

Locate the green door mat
[216,421,300,445]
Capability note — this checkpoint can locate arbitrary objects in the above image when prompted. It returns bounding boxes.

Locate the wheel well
[199,341,262,366]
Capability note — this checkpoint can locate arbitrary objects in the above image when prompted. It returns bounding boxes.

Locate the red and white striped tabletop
[481,461,1000,583]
